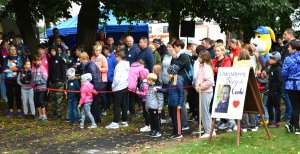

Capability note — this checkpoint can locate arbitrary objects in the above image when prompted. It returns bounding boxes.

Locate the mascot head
[250,26,276,60]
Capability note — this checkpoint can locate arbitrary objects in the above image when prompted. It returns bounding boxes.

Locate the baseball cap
[269,51,281,61]
[254,26,270,34]
[153,38,161,44]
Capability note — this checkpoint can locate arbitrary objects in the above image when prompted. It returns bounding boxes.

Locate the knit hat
[81,73,92,82]
[167,64,180,75]
[269,51,281,61]
[67,68,76,77]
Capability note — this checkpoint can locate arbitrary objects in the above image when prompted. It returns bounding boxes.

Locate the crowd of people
[0,27,300,139]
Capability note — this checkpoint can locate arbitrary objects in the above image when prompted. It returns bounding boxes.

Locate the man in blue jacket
[125,36,140,65]
[138,37,154,73]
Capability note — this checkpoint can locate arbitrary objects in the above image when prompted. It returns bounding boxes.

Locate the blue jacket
[282,51,300,90]
[65,78,80,100]
[138,47,154,73]
[125,44,140,65]
[82,60,104,90]
[106,53,117,83]
[158,75,185,107]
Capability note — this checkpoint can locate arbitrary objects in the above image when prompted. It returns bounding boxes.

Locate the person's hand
[78,104,81,108]
[158,110,161,114]
[30,83,37,88]
[153,87,157,92]
[177,106,181,109]
[256,70,261,76]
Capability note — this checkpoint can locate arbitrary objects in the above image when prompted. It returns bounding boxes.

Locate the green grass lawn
[142,126,300,154]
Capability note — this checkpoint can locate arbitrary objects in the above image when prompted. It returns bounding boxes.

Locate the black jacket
[171,53,191,85]
[49,53,66,83]
[82,61,104,90]
[268,63,283,95]
[157,44,168,60]
[20,69,32,84]
[65,78,80,100]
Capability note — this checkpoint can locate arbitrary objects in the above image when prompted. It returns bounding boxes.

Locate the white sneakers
[88,125,97,129]
[106,122,129,129]
[106,122,120,129]
[200,132,216,138]
[140,125,151,132]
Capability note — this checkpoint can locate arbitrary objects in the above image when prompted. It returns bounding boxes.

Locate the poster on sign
[211,67,250,120]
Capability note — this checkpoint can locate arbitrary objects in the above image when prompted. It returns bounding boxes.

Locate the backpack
[182,54,194,82]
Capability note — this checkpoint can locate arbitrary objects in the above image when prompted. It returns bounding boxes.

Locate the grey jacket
[145,85,164,110]
[160,53,172,84]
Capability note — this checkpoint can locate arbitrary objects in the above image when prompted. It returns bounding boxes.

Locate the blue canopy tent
[46,12,148,48]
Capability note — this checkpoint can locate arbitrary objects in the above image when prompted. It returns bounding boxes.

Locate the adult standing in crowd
[48,46,66,119]
[0,40,8,102]
[171,39,191,131]
[72,46,84,75]
[97,29,107,45]
[125,35,140,65]
[201,38,215,59]
[91,45,108,116]
[107,36,116,52]
[80,52,103,123]
[48,28,66,46]
[4,45,22,117]
[153,38,168,60]
[138,37,154,73]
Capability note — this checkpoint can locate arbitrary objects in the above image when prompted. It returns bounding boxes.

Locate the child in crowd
[78,73,98,129]
[267,51,283,128]
[145,73,164,137]
[135,68,150,132]
[157,64,185,139]
[65,68,80,124]
[106,51,130,129]
[31,55,48,121]
[195,51,215,138]
[17,60,35,119]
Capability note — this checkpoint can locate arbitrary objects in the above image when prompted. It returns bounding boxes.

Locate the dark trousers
[105,82,113,109]
[128,92,137,115]
[113,88,128,123]
[91,93,101,123]
[169,106,181,136]
[267,94,281,123]
[149,109,160,132]
[6,80,21,110]
[188,88,199,118]
[287,90,300,129]
[101,82,108,111]
[68,98,79,123]
[34,91,47,108]
[160,84,168,119]
[142,102,149,126]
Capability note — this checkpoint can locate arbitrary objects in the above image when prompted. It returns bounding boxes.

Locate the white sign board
[211,67,250,120]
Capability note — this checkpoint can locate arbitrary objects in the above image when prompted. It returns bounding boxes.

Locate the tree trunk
[168,0,182,42]
[14,0,38,55]
[77,0,99,56]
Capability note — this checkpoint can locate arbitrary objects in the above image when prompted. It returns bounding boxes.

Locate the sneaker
[233,125,238,131]
[101,110,107,116]
[161,119,167,124]
[200,132,216,138]
[192,129,205,135]
[30,115,35,119]
[105,122,119,129]
[250,126,258,132]
[38,115,43,121]
[88,124,97,129]
[182,126,189,131]
[169,134,176,138]
[79,124,84,129]
[140,125,151,132]
[149,130,155,136]
[172,134,183,139]
[227,128,233,133]
[24,114,29,119]
[119,121,129,127]
[285,124,293,133]
[295,128,300,135]
[242,128,247,133]
[65,119,70,123]
[6,112,13,118]
[17,112,22,118]
[268,122,280,128]
[260,119,269,125]
[150,131,162,138]
[41,115,48,122]
[218,123,228,130]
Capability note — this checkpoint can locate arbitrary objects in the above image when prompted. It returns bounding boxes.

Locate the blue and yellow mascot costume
[250,26,276,60]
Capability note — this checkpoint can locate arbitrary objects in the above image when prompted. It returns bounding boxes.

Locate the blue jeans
[80,103,96,126]
[68,98,79,122]
[282,83,292,118]
[263,94,269,120]
[1,72,7,100]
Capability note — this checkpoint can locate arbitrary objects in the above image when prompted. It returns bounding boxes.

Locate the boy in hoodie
[106,50,130,129]
[48,46,66,119]
[267,51,283,128]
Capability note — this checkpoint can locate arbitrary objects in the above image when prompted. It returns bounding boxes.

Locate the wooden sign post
[208,67,271,146]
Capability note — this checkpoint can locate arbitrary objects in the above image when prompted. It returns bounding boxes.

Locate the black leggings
[113,88,128,123]
[34,91,47,108]
[267,94,281,123]
[6,80,21,110]
[287,90,300,129]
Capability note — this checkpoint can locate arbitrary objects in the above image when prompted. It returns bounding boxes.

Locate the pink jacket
[91,54,108,82]
[79,82,97,105]
[195,63,214,93]
[128,62,144,91]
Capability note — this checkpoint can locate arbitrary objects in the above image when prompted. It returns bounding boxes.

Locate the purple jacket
[128,62,144,91]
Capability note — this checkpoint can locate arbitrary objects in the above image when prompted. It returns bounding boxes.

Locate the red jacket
[212,56,232,73]
[230,47,240,61]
